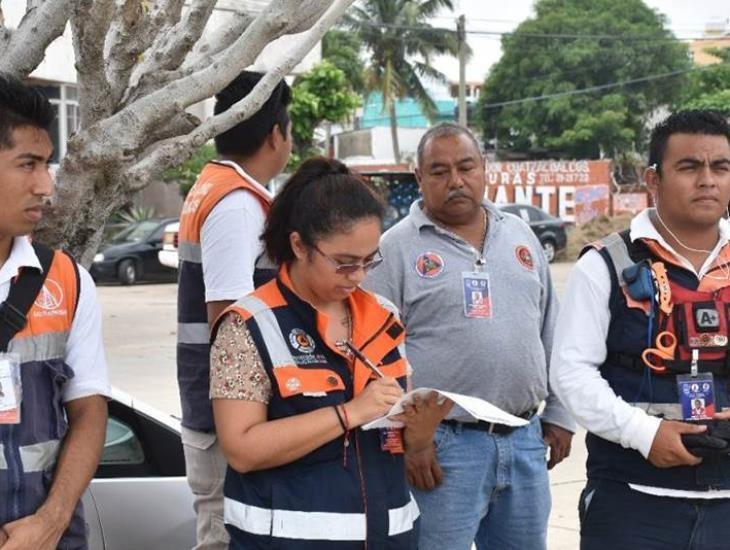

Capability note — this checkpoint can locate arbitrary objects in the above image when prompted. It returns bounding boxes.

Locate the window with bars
[36,83,80,165]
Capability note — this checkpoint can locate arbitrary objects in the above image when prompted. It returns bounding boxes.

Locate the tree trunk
[37,160,130,266]
[389,102,401,165]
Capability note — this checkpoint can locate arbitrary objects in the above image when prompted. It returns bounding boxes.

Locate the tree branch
[181,9,253,71]
[75,0,345,165]
[0,0,71,78]
[105,0,184,105]
[124,0,356,191]
[129,0,216,86]
[70,0,114,126]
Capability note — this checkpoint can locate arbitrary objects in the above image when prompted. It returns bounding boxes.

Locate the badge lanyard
[677,349,716,421]
[462,208,492,319]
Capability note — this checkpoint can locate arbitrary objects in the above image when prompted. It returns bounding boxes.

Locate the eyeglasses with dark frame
[312,245,384,275]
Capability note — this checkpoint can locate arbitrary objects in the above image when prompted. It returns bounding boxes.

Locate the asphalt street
[98,260,583,549]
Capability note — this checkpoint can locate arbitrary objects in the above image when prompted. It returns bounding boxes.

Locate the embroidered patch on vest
[415,252,444,278]
[515,246,534,271]
[289,328,316,353]
[32,278,67,318]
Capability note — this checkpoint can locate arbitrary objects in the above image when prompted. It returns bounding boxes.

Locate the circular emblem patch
[286,377,301,392]
[515,246,534,270]
[415,252,445,278]
[326,375,339,387]
[34,278,64,310]
[289,328,316,353]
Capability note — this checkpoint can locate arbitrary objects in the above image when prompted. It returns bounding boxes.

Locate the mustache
[445,189,470,202]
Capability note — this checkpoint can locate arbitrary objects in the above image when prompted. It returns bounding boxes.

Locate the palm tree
[345,0,460,163]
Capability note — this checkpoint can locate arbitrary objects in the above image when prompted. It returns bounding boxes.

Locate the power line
[356,63,727,124]
[354,20,727,42]
[481,64,726,109]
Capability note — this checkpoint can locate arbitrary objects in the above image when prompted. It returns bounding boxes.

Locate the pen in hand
[344,341,386,379]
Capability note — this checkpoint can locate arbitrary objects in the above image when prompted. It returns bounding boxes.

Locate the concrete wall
[334,127,427,165]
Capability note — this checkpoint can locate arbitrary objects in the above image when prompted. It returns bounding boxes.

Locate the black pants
[580,478,730,550]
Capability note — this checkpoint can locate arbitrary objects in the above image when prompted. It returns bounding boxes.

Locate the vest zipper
[5,424,22,519]
[354,431,368,550]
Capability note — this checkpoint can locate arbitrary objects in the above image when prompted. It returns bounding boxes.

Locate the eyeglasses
[313,245,384,275]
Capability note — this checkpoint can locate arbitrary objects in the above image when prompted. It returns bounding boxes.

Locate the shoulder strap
[0,242,54,351]
[61,249,81,319]
[583,229,652,287]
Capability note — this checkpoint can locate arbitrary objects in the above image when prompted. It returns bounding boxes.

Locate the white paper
[362,387,531,430]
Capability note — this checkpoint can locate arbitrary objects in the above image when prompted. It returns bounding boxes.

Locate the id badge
[379,428,404,454]
[0,353,22,424]
[462,271,492,319]
[677,373,715,421]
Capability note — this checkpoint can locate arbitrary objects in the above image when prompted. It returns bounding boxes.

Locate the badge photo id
[462,271,491,319]
[677,372,715,421]
[0,353,21,424]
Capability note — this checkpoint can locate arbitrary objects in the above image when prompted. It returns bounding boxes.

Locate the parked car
[91,218,178,284]
[498,203,568,263]
[83,389,195,549]
[158,221,180,270]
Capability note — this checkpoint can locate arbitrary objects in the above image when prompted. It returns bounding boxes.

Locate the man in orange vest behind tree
[0,74,110,549]
[176,71,292,550]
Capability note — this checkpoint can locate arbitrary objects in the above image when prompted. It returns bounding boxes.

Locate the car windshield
[112,220,158,243]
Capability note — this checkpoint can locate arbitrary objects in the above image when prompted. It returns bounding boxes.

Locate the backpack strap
[0,242,54,352]
[61,249,81,319]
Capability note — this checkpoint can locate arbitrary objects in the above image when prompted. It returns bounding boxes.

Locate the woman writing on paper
[210,158,420,549]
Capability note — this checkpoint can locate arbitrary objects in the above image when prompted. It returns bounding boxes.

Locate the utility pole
[457,14,467,126]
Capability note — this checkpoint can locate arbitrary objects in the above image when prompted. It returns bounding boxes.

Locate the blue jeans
[580,478,730,550]
[412,416,551,550]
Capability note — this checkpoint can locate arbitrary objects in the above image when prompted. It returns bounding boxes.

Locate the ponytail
[262,157,385,265]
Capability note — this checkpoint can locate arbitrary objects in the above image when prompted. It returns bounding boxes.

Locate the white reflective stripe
[179,241,202,263]
[19,440,60,472]
[388,495,420,536]
[632,402,683,420]
[272,509,366,541]
[8,331,67,363]
[0,444,6,469]
[224,498,272,536]
[224,498,366,541]
[178,322,210,345]
[236,295,295,369]
[225,497,417,541]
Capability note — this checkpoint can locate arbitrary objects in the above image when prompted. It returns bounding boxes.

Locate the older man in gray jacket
[365,123,574,550]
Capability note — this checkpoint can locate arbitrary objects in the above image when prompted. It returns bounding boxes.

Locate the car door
[140,223,167,278]
[85,396,196,550]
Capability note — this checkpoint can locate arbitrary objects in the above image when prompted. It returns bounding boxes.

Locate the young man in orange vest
[0,74,110,549]
[176,71,292,550]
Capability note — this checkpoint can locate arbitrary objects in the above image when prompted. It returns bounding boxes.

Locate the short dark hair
[0,73,55,150]
[417,122,482,168]
[214,71,291,157]
[262,157,385,265]
[648,110,730,174]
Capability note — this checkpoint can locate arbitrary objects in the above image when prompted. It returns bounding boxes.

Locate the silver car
[83,389,196,549]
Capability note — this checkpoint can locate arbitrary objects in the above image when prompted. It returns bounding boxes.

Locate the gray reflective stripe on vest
[178,322,210,345]
[18,440,60,472]
[0,440,59,472]
[599,232,635,286]
[225,497,418,540]
[7,331,67,363]
[632,402,683,420]
[235,295,295,368]
[179,242,202,263]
